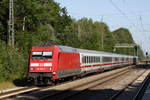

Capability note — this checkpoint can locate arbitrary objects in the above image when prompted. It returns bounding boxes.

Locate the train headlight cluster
[44,63,52,66]
[30,63,52,67]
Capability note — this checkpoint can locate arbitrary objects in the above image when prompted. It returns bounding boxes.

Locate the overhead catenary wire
[109,0,150,53]
[109,0,142,32]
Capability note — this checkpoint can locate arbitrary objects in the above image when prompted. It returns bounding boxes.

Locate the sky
[55,0,150,54]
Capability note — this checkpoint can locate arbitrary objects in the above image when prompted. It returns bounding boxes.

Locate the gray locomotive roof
[39,44,78,53]
[57,45,77,53]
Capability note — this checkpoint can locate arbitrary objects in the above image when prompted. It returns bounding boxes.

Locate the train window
[96,57,97,62]
[43,52,53,59]
[32,51,42,55]
[32,51,53,59]
[93,57,94,63]
[99,57,101,62]
[85,56,87,63]
[82,56,86,63]
[91,56,93,63]
[94,57,96,63]
[86,56,88,63]
[96,57,98,63]
[126,58,128,61]
[115,57,119,61]
[102,57,112,62]
[84,56,86,63]
[90,56,91,63]
[32,52,42,59]
[119,57,122,61]
[114,57,116,61]
[121,58,124,61]
[127,58,129,61]
[90,56,92,63]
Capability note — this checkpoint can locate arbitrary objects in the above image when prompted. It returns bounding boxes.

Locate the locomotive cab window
[43,52,53,59]
[32,52,42,59]
[32,51,53,59]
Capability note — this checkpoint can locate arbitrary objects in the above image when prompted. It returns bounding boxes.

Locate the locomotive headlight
[48,68,52,70]
[31,63,39,66]
[44,63,52,66]
[30,67,35,70]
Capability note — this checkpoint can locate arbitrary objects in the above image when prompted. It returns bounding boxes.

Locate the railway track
[1,66,134,100]
[10,67,131,100]
[39,69,129,100]
[108,70,150,100]
[0,86,39,99]
[133,72,150,100]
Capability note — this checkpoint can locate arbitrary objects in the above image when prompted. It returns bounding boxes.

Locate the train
[28,44,138,84]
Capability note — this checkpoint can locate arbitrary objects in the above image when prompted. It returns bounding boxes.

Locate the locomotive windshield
[32,51,53,59]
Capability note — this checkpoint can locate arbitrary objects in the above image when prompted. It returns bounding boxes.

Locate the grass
[0,81,16,90]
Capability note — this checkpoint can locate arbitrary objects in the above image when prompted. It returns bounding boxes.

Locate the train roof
[57,45,135,58]
[57,45,77,53]
[39,43,77,53]
[38,44,137,58]
[78,48,135,58]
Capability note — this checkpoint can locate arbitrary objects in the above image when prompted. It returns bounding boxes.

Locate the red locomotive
[28,44,138,84]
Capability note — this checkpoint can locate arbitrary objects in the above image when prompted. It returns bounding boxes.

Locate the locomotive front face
[29,51,53,72]
[28,46,59,84]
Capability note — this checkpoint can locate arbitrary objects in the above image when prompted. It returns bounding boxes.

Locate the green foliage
[112,28,134,44]
[112,28,139,56]
[0,41,27,81]
[0,0,8,41]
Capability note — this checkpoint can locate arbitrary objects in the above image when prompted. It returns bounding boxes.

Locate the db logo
[39,63,44,66]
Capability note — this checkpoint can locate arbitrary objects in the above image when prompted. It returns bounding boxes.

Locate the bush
[0,41,27,81]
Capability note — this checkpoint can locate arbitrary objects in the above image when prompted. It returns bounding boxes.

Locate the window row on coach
[81,56,134,64]
[81,56,114,64]
[82,56,101,64]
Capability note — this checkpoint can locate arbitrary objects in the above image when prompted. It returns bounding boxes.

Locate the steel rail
[0,86,39,99]
[4,66,134,100]
[39,69,130,100]
[108,70,147,100]
[133,73,150,100]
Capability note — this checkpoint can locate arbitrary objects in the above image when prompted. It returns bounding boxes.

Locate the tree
[112,28,134,44]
